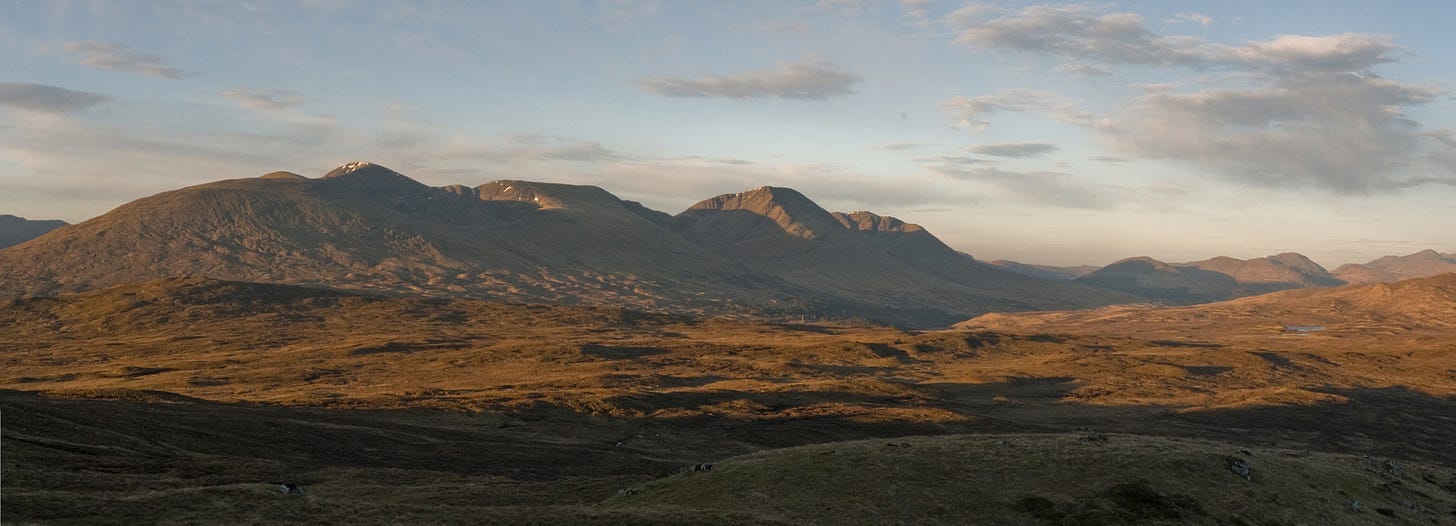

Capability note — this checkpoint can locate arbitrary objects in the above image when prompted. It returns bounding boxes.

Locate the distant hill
[1074,253,1343,303]
[961,273,1456,334]
[986,259,1097,281]
[1333,250,1456,284]
[0,163,1134,328]
[0,214,67,249]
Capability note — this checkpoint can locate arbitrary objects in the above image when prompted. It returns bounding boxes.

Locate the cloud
[223,88,306,111]
[1058,61,1112,77]
[639,60,859,100]
[949,4,1220,69]
[947,4,1401,74]
[899,0,932,18]
[942,89,1093,130]
[967,142,1059,158]
[945,4,1442,193]
[1234,33,1400,73]
[919,157,1113,209]
[1106,71,1441,192]
[59,41,192,79]
[1169,13,1212,27]
[0,82,110,113]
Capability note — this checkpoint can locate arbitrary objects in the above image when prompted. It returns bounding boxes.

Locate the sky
[2,0,1455,267]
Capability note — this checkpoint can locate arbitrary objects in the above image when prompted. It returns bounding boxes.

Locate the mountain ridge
[0,162,1134,328]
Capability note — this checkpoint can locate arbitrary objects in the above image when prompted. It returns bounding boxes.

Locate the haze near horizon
[2,1,1454,266]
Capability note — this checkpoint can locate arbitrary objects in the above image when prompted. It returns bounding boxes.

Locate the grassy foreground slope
[615,434,1456,525]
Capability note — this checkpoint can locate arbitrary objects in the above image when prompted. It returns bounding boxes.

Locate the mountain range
[0,162,1134,328]
[1332,250,1456,284]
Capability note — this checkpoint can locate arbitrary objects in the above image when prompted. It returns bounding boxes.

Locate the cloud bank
[944,3,1446,193]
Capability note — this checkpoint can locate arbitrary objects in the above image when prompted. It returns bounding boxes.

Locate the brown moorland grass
[3,277,1455,523]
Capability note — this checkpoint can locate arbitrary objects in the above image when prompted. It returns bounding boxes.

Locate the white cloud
[0,82,110,113]
[59,41,191,79]
[639,59,859,100]
[1234,33,1400,73]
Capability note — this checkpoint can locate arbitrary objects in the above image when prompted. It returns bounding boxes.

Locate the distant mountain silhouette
[985,260,1097,282]
[1332,249,1456,284]
[0,214,68,249]
[0,163,1134,328]
[961,273,1456,333]
[1074,253,1344,303]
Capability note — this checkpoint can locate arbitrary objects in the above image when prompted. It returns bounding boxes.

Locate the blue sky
[2,1,1455,266]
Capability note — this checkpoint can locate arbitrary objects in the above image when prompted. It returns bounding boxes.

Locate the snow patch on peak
[338,161,373,174]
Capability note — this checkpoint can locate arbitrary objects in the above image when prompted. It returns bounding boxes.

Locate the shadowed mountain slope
[673,190,1136,324]
[0,214,68,249]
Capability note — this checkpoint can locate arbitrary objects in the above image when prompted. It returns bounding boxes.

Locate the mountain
[0,214,68,249]
[673,188,1136,323]
[1075,256,1238,303]
[0,162,762,312]
[1332,250,1456,284]
[985,260,1097,281]
[0,163,1135,328]
[1074,253,1343,303]
[961,273,1456,334]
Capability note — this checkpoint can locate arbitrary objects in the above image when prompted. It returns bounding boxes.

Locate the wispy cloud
[639,59,859,100]
[223,88,306,111]
[1169,13,1213,27]
[967,142,1060,158]
[942,89,1093,130]
[0,82,110,113]
[59,41,191,79]
[947,5,1400,74]
[919,157,1114,209]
